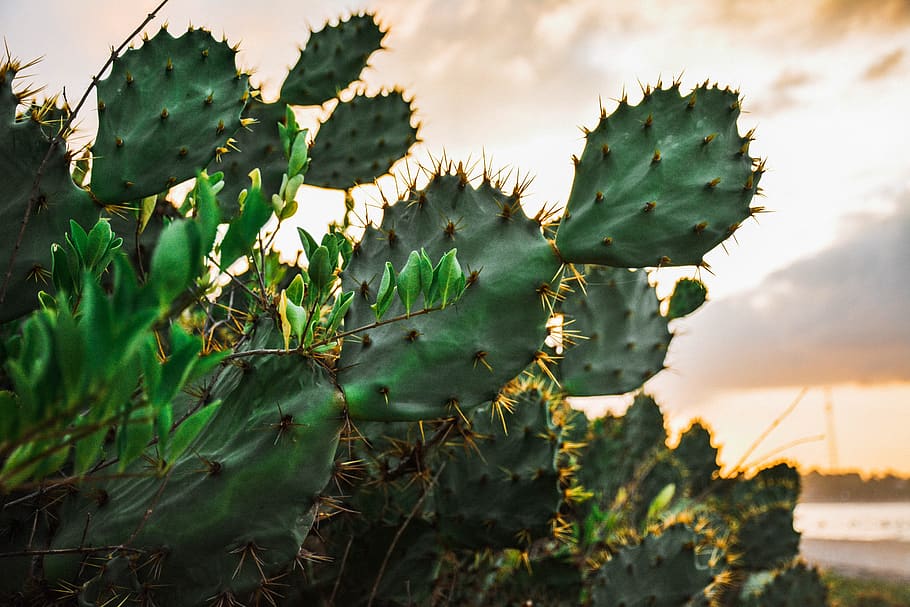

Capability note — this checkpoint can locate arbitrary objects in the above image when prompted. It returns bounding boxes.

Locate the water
[795,502,910,542]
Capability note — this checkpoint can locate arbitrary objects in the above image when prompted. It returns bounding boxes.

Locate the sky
[2,0,908,475]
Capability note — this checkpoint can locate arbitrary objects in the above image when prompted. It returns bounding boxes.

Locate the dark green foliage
[739,562,829,607]
[0,64,98,322]
[435,381,566,549]
[733,506,802,570]
[44,321,344,605]
[338,168,561,421]
[556,83,763,267]
[90,27,249,203]
[0,9,831,607]
[559,266,671,396]
[590,523,719,607]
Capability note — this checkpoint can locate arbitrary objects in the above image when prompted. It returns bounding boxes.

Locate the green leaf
[645,483,676,524]
[84,220,113,269]
[50,244,75,295]
[327,291,354,334]
[434,249,464,309]
[194,171,222,255]
[286,273,305,306]
[297,227,319,261]
[156,403,174,455]
[396,251,422,316]
[219,170,274,268]
[54,305,83,399]
[307,246,334,293]
[0,443,40,489]
[117,407,155,471]
[68,220,88,259]
[74,426,108,476]
[166,402,221,464]
[138,195,157,235]
[371,261,397,320]
[288,129,310,177]
[149,220,200,305]
[418,249,434,306]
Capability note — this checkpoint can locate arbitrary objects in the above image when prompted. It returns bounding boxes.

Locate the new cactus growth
[0,9,831,607]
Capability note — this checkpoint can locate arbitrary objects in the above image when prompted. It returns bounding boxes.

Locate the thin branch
[222,305,446,361]
[0,545,145,559]
[0,0,170,304]
[367,462,446,607]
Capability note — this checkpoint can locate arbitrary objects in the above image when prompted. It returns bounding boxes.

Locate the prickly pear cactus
[0,8,832,607]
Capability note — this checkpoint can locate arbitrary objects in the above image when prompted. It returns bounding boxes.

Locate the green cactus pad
[591,523,718,607]
[739,562,828,607]
[435,379,566,549]
[667,277,708,319]
[559,266,671,396]
[733,506,801,570]
[280,14,385,107]
[338,169,561,421]
[0,63,98,322]
[89,27,249,203]
[305,90,417,190]
[556,83,762,267]
[673,422,719,495]
[577,394,669,521]
[45,321,344,606]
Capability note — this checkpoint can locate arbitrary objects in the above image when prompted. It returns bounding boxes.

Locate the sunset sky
[3,0,908,475]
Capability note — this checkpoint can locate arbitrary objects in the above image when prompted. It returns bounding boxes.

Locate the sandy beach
[801,538,910,582]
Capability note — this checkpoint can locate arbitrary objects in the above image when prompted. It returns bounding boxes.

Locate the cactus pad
[556,83,762,267]
[90,27,249,203]
[338,167,561,421]
[559,266,671,396]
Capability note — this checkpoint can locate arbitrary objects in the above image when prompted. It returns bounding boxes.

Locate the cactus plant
[0,8,830,607]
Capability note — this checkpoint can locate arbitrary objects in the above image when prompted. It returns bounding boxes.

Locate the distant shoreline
[801,538,910,582]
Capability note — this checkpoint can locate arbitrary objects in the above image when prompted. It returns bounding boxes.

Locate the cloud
[863,48,905,80]
[815,0,910,33]
[665,192,910,392]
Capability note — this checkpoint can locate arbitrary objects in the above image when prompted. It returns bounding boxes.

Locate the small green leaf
[396,251,423,316]
[371,262,397,320]
[138,195,157,235]
[286,274,305,306]
[307,246,334,293]
[194,171,222,254]
[166,402,221,464]
[68,220,88,258]
[645,483,676,524]
[418,249,434,306]
[149,220,200,305]
[297,227,319,262]
[117,408,155,471]
[84,220,113,269]
[74,427,108,476]
[219,169,274,268]
[327,291,354,334]
[288,129,310,177]
[434,249,464,309]
[156,403,174,455]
